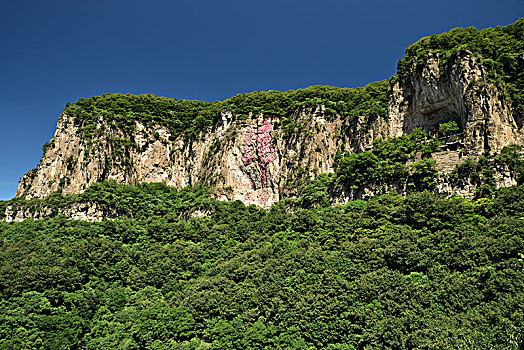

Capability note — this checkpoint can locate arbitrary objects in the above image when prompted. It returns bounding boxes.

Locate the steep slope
[16,84,391,207]
[14,19,524,208]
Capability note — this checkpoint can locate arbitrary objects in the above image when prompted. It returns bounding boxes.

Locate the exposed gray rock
[12,50,524,219]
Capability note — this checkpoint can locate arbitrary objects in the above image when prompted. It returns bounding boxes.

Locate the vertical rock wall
[388,51,523,155]
[14,51,523,207]
[16,108,389,207]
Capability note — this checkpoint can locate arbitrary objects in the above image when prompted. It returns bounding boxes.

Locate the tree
[439,121,460,137]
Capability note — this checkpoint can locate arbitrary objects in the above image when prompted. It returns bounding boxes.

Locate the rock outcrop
[4,203,106,223]
[15,107,389,208]
[389,51,522,156]
[13,50,523,211]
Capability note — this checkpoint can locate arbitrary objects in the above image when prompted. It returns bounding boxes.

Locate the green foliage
[409,158,438,191]
[334,129,440,192]
[42,141,52,154]
[1,182,523,349]
[450,146,523,196]
[335,151,380,188]
[438,120,460,137]
[63,81,389,141]
[396,18,524,117]
[299,173,334,208]
[3,19,524,349]
[453,156,479,179]
[4,181,215,222]
[495,145,524,185]
[0,201,6,220]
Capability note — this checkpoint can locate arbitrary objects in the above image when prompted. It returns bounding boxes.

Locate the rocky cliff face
[14,51,523,210]
[389,51,523,155]
[16,107,389,208]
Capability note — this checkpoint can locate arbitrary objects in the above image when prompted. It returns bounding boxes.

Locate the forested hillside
[1,182,523,349]
[2,19,524,349]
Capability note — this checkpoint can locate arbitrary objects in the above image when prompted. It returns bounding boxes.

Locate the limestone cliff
[14,48,523,210]
[389,50,522,155]
[15,106,389,208]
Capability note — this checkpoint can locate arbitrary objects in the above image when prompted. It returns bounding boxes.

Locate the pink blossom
[241,120,277,205]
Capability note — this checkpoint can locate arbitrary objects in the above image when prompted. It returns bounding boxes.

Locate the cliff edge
[14,20,524,209]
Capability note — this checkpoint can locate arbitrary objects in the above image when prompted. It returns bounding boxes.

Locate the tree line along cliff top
[62,18,523,141]
[64,81,389,139]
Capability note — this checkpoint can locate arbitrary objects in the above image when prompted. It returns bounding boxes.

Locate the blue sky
[0,0,522,200]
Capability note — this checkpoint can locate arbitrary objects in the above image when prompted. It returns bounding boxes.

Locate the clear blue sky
[0,0,522,200]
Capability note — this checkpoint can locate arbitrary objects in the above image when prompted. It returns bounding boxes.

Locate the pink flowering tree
[242,120,277,205]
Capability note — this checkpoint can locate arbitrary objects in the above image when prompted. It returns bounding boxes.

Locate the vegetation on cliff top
[64,81,388,139]
[62,19,523,143]
[396,18,524,117]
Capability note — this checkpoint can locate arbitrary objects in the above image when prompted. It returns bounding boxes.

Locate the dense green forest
[1,182,524,349]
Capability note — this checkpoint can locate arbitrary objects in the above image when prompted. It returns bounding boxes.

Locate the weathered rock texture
[389,51,522,155]
[14,51,523,211]
[16,107,389,208]
[4,203,106,223]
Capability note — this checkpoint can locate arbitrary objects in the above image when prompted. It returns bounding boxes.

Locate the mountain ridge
[9,19,524,217]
